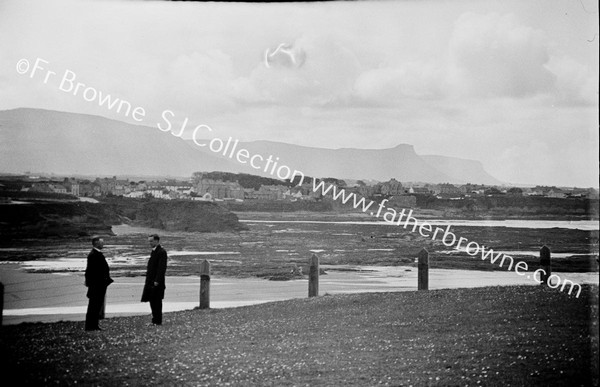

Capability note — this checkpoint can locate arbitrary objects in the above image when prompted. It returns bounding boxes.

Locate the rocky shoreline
[0,198,246,239]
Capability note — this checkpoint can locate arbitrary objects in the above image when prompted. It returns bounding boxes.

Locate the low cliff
[0,201,117,239]
[108,198,247,232]
[0,198,246,239]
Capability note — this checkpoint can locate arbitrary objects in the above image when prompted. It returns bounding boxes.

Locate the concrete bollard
[540,245,551,286]
[418,248,429,291]
[199,260,211,309]
[308,254,319,297]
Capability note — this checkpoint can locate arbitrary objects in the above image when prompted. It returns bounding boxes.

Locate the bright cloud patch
[353,62,445,104]
[448,12,555,97]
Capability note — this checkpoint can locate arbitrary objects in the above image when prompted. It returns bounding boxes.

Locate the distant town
[1,171,598,204]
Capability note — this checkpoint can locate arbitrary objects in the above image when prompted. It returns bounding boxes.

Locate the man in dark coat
[141,234,168,325]
[84,236,113,331]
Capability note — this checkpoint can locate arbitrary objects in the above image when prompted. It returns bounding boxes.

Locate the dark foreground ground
[0,285,597,386]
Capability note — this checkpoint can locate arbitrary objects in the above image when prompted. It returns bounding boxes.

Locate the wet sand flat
[2,263,597,325]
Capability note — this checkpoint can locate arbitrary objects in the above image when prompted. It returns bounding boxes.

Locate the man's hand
[154,281,159,286]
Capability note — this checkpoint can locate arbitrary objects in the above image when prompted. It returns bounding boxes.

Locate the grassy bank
[1,285,597,386]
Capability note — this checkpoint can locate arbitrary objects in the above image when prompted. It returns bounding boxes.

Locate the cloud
[353,62,445,105]
[447,12,556,98]
[348,10,597,112]
[163,50,237,113]
[351,12,571,106]
[547,56,598,106]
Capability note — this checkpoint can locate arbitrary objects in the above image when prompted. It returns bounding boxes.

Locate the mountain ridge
[0,108,501,185]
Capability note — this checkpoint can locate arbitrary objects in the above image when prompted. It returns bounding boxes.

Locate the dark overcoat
[141,245,168,302]
[85,249,113,299]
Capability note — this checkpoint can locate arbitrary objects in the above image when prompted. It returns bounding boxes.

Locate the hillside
[224,141,451,182]
[421,155,501,185]
[0,108,240,177]
[197,140,502,184]
[1,108,502,184]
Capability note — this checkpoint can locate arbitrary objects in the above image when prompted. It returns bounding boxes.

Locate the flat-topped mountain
[220,140,500,184]
[0,108,501,184]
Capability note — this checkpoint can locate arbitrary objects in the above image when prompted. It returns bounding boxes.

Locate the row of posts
[414,245,552,290]
[0,246,556,324]
[197,254,320,311]
[196,245,555,308]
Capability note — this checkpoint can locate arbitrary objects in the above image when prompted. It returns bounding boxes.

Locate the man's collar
[152,245,160,251]
[93,247,103,253]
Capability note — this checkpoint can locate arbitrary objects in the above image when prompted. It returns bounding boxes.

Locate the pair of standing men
[84,234,168,331]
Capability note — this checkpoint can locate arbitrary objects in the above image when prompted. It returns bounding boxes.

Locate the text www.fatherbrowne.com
[17,57,583,298]
[309,180,582,297]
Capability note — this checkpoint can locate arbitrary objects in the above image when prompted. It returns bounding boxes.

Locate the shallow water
[240,219,599,230]
[19,250,243,273]
[2,263,598,325]
[437,249,596,258]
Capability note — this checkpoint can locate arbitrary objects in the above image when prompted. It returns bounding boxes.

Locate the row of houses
[430,184,599,199]
[21,176,315,201]
[16,175,600,201]
[195,178,321,201]
[361,182,599,199]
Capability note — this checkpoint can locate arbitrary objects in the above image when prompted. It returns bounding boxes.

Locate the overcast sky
[1,0,598,187]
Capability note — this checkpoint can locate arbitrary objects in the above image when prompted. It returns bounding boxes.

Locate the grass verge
[1,285,598,386]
